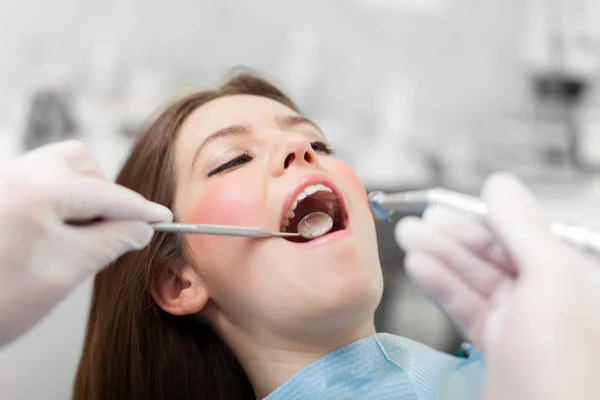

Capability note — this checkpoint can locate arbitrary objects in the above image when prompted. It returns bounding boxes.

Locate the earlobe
[151,265,209,316]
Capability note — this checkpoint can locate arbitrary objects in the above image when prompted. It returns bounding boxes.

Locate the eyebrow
[191,115,323,169]
[191,125,251,169]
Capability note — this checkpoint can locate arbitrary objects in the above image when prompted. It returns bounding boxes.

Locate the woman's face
[167,94,382,341]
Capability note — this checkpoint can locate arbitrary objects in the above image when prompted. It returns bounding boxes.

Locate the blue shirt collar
[264,333,484,400]
[264,333,418,399]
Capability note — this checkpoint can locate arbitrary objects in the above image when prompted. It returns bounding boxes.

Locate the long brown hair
[73,72,300,400]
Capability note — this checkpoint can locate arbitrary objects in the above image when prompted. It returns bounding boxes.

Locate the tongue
[287,198,327,233]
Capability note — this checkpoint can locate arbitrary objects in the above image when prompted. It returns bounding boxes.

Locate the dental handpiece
[368,188,600,258]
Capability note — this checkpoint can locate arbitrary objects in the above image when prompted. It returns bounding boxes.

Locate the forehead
[179,94,299,143]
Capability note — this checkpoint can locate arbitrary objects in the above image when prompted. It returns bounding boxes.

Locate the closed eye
[311,141,333,155]
[207,152,253,177]
[207,141,331,177]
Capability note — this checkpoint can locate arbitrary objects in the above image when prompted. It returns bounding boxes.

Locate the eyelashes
[207,151,253,177]
[311,140,333,155]
[207,141,334,177]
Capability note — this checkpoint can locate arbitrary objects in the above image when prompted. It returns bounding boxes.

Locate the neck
[223,321,376,399]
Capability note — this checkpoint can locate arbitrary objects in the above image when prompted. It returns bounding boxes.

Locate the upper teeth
[289,184,334,213]
[282,184,340,232]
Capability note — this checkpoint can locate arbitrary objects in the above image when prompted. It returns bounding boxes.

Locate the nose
[270,134,318,176]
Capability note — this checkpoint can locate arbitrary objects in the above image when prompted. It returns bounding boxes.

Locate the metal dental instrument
[152,223,300,238]
[152,212,333,240]
[297,211,334,238]
[368,188,600,258]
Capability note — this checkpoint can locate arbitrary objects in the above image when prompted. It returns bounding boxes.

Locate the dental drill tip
[368,190,385,202]
[368,189,432,218]
[368,191,391,220]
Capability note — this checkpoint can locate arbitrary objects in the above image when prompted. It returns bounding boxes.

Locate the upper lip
[280,173,348,231]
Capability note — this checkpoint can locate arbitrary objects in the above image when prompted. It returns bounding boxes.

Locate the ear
[151,265,209,316]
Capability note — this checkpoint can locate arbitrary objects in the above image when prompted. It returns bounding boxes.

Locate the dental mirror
[297,211,334,239]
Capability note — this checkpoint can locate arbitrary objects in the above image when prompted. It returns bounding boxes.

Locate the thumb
[482,173,558,270]
[70,220,154,279]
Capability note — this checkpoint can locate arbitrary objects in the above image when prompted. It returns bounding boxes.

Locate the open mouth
[280,183,347,243]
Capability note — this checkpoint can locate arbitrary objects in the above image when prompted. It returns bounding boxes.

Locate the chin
[309,265,382,326]
[295,231,383,315]
[262,260,383,341]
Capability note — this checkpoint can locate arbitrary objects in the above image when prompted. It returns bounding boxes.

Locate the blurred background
[2,0,600,398]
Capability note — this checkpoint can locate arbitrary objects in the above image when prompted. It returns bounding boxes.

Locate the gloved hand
[396,173,600,400]
[0,140,172,347]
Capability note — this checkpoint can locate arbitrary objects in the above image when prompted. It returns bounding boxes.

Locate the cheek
[186,178,263,250]
[332,162,370,207]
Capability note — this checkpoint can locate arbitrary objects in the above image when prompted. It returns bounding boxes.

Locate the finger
[405,252,490,347]
[67,220,154,281]
[422,207,515,275]
[395,216,422,251]
[31,140,106,178]
[397,217,506,297]
[482,173,561,269]
[55,177,173,223]
[61,144,106,178]
[25,140,84,158]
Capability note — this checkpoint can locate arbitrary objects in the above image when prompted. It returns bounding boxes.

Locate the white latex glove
[396,173,600,400]
[0,140,172,347]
